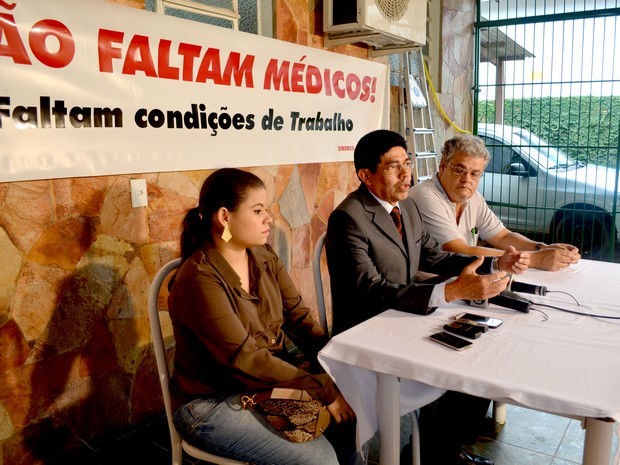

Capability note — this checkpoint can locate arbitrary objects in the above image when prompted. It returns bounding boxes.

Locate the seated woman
[169,168,359,465]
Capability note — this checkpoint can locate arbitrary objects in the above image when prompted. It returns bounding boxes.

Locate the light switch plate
[130,178,148,207]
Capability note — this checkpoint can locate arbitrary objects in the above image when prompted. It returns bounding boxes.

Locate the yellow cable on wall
[421,55,471,134]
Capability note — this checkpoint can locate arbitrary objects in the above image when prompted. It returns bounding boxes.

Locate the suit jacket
[326,184,493,335]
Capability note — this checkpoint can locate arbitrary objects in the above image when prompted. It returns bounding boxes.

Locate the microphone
[466,277,544,313]
[490,290,531,312]
[467,290,532,313]
[509,279,548,296]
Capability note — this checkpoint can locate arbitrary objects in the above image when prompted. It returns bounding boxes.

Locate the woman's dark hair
[354,129,408,174]
[181,168,265,260]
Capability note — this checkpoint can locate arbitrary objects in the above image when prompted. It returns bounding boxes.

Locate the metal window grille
[145,0,270,35]
[148,0,240,29]
[474,1,620,261]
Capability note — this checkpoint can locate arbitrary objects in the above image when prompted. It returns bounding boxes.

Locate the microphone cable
[530,302,620,320]
[509,279,620,320]
[545,290,580,307]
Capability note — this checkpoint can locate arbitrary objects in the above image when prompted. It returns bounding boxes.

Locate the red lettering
[0,13,31,64]
[123,34,156,77]
[223,52,254,88]
[332,71,345,98]
[157,39,179,80]
[359,76,374,102]
[96,30,256,87]
[306,66,322,94]
[98,28,124,72]
[263,59,290,91]
[346,73,361,100]
[323,69,332,96]
[290,61,304,93]
[370,77,377,103]
[28,19,74,68]
[178,42,201,81]
[196,48,224,84]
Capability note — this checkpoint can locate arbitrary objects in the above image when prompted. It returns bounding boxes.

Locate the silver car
[477,123,619,260]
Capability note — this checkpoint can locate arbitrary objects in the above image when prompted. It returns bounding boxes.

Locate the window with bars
[474,1,620,261]
[145,0,271,36]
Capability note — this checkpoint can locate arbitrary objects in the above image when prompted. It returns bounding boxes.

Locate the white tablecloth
[319,259,620,459]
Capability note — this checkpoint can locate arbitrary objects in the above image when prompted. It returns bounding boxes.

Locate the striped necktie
[390,206,403,238]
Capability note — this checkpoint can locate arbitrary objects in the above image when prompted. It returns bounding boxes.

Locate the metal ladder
[399,48,438,184]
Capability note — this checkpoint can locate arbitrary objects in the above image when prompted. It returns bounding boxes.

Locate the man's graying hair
[441,134,490,165]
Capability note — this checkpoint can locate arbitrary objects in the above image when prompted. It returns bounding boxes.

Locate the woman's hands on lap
[327,394,355,423]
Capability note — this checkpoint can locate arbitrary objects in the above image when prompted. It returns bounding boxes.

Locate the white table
[318,259,620,465]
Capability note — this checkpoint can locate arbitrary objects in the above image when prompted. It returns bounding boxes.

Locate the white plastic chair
[312,232,330,336]
[312,233,421,465]
[147,257,249,465]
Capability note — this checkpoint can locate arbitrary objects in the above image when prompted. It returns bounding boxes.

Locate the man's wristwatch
[492,256,500,272]
[535,243,545,251]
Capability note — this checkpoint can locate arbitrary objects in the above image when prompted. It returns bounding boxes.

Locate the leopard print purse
[242,388,331,443]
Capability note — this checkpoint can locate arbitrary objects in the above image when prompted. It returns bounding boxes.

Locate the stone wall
[0,0,475,463]
[436,0,476,141]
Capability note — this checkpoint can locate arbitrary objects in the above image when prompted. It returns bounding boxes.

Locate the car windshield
[515,129,577,169]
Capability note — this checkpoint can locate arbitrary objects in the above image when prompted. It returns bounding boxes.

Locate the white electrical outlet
[130,178,148,207]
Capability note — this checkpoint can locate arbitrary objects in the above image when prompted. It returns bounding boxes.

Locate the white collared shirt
[367,190,448,308]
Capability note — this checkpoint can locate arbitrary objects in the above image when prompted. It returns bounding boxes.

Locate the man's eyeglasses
[447,161,484,179]
[381,159,413,175]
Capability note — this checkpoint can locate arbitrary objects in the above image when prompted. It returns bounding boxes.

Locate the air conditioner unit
[324,0,427,52]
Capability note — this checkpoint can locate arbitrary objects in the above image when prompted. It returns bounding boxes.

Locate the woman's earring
[221,225,232,243]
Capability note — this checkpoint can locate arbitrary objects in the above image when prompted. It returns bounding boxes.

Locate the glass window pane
[145,0,267,37]
[239,0,258,34]
[191,0,234,9]
[163,6,235,28]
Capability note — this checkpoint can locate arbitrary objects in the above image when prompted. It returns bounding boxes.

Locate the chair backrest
[312,232,329,335]
[147,257,183,448]
[148,258,250,465]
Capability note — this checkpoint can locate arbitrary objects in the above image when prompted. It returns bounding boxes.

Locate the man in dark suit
[325,129,529,465]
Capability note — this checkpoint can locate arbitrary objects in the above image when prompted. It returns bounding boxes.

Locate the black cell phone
[429,331,473,351]
[443,322,483,339]
[454,312,503,329]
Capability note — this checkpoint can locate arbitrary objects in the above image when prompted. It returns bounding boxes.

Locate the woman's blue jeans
[173,394,359,465]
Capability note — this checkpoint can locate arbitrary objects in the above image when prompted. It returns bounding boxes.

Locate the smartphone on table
[454,312,503,329]
[429,331,473,351]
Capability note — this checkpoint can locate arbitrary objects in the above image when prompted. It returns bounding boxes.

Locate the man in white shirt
[410,134,580,271]
[326,129,530,465]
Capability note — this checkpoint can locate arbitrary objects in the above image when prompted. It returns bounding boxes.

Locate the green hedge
[478,96,620,168]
